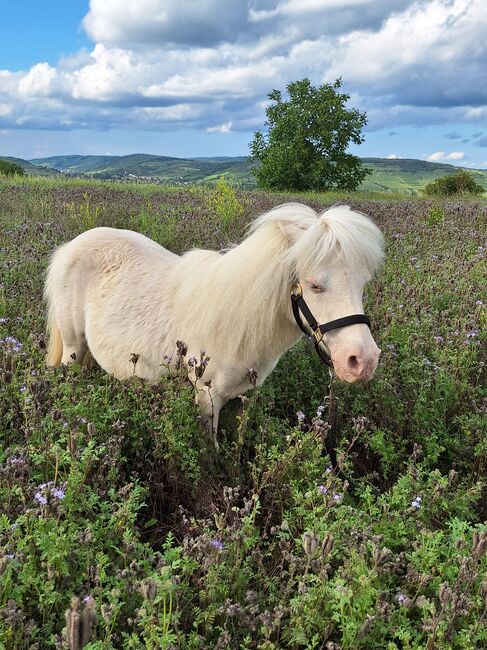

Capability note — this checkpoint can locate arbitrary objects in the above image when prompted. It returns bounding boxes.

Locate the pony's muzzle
[333,344,381,382]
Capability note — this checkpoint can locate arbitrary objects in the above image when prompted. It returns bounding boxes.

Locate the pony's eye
[310,283,324,293]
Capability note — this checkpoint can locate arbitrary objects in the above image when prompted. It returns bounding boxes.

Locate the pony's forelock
[291,205,384,279]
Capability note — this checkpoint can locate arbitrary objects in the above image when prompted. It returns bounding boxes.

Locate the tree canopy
[250,78,369,192]
[0,159,26,177]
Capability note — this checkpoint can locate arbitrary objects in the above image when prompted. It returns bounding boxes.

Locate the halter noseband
[291,282,371,367]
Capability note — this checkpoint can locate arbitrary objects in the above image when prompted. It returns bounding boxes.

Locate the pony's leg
[61,337,88,365]
[195,386,224,450]
[57,312,88,365]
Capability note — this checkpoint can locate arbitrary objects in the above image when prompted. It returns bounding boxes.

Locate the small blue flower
[211,538,224,550]
[296,411,306,422]
[411,496,422,510]
[318,485,328,495]
[397,593,407,605]
[52,488,66,500]
[35,492,47,505]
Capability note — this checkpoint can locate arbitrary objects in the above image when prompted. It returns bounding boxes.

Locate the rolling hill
[3,153,486,193]
[360,157,487,193]
[29,153,257,187]
[0,156,60,177]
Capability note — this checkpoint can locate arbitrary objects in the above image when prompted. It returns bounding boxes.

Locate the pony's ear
[276,218,310,244]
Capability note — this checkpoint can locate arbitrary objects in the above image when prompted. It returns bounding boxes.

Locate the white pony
[45,203,384,431]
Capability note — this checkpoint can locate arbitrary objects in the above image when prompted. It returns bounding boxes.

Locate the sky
[1,0,486,166]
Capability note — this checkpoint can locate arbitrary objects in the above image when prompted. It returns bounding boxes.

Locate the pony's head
[254,203,384,382]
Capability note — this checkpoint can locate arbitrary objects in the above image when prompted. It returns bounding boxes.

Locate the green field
[0,176,486,649]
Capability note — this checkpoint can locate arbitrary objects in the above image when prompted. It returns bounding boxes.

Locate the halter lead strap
[291,282,371,487]
[290,283,371,366]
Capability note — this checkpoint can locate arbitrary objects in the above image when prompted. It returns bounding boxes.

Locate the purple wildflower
[34,492,48,505]
[476,300,484,307]
[52,488,66,500]
[7,456,25,466]
[1,336,22,353]
[397,593,407,605]
[411,496,422,510]
[318,485,328,495]
[296,411,306,422]
[316,404,325,416]
[333,493,342,504]
[211,539,224,550]
[325,465,333,474]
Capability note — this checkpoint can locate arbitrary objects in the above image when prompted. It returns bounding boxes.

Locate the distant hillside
[23,153,487,193]
[0,156,59,177]
[29,153,257,187]
[361,157,487,193]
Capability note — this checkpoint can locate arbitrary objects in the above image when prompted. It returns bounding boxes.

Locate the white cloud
[0,0,486,139]
[387,153,398,159]
[425,151,465,161]
[206,121,232,133]
[17,63,57,98]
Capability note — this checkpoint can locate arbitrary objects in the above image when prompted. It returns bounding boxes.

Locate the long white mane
[170,203,384,361]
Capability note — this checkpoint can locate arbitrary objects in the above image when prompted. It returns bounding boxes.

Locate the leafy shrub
[423,170,484,196]
[0,160,26,177]
[209,175,244,231]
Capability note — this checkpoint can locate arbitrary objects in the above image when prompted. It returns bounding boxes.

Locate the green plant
[209,175,244,231]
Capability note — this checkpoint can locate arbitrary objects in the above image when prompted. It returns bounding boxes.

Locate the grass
[0,175,486,649]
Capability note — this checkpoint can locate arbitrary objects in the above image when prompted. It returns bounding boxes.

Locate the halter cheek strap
[291,283,371,366]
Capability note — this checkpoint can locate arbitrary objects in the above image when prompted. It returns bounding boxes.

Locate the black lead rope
[291,283,371,484]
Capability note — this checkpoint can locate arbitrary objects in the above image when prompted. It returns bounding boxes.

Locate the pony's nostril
[348,355,360,371]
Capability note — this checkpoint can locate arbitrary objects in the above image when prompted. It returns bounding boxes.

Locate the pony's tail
[45,309,63,367]
[44,247,64,367]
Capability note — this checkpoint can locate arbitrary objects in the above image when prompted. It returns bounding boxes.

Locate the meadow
[0,176,486,649]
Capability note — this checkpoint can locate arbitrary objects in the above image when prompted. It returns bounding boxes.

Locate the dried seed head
[357,614,375,640]
[439,582,453,606]
[80,598,97,647]
[322,533,334,558]
[87,423,96,436]
[302,531,319,558]
[140,577,158,602]
[373,547,392,568]
[472,531,487,560]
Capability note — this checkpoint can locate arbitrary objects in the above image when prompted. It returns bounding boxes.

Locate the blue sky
[1,1,486,166]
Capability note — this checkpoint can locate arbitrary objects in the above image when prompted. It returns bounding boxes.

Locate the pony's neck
[215,224,301,364]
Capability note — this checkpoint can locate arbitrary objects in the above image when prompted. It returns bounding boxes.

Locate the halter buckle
[291,282,302,297]
[313,328,324,344]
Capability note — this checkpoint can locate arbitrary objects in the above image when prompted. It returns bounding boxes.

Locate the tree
[250,78,369,191]
[423,170,484,196]
[0,159,26,177]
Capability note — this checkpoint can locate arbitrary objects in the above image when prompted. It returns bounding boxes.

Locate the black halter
[290,282,371,367]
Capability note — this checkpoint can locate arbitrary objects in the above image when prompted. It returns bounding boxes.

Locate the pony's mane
[250,202,384,279]
[171,203,384,361]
